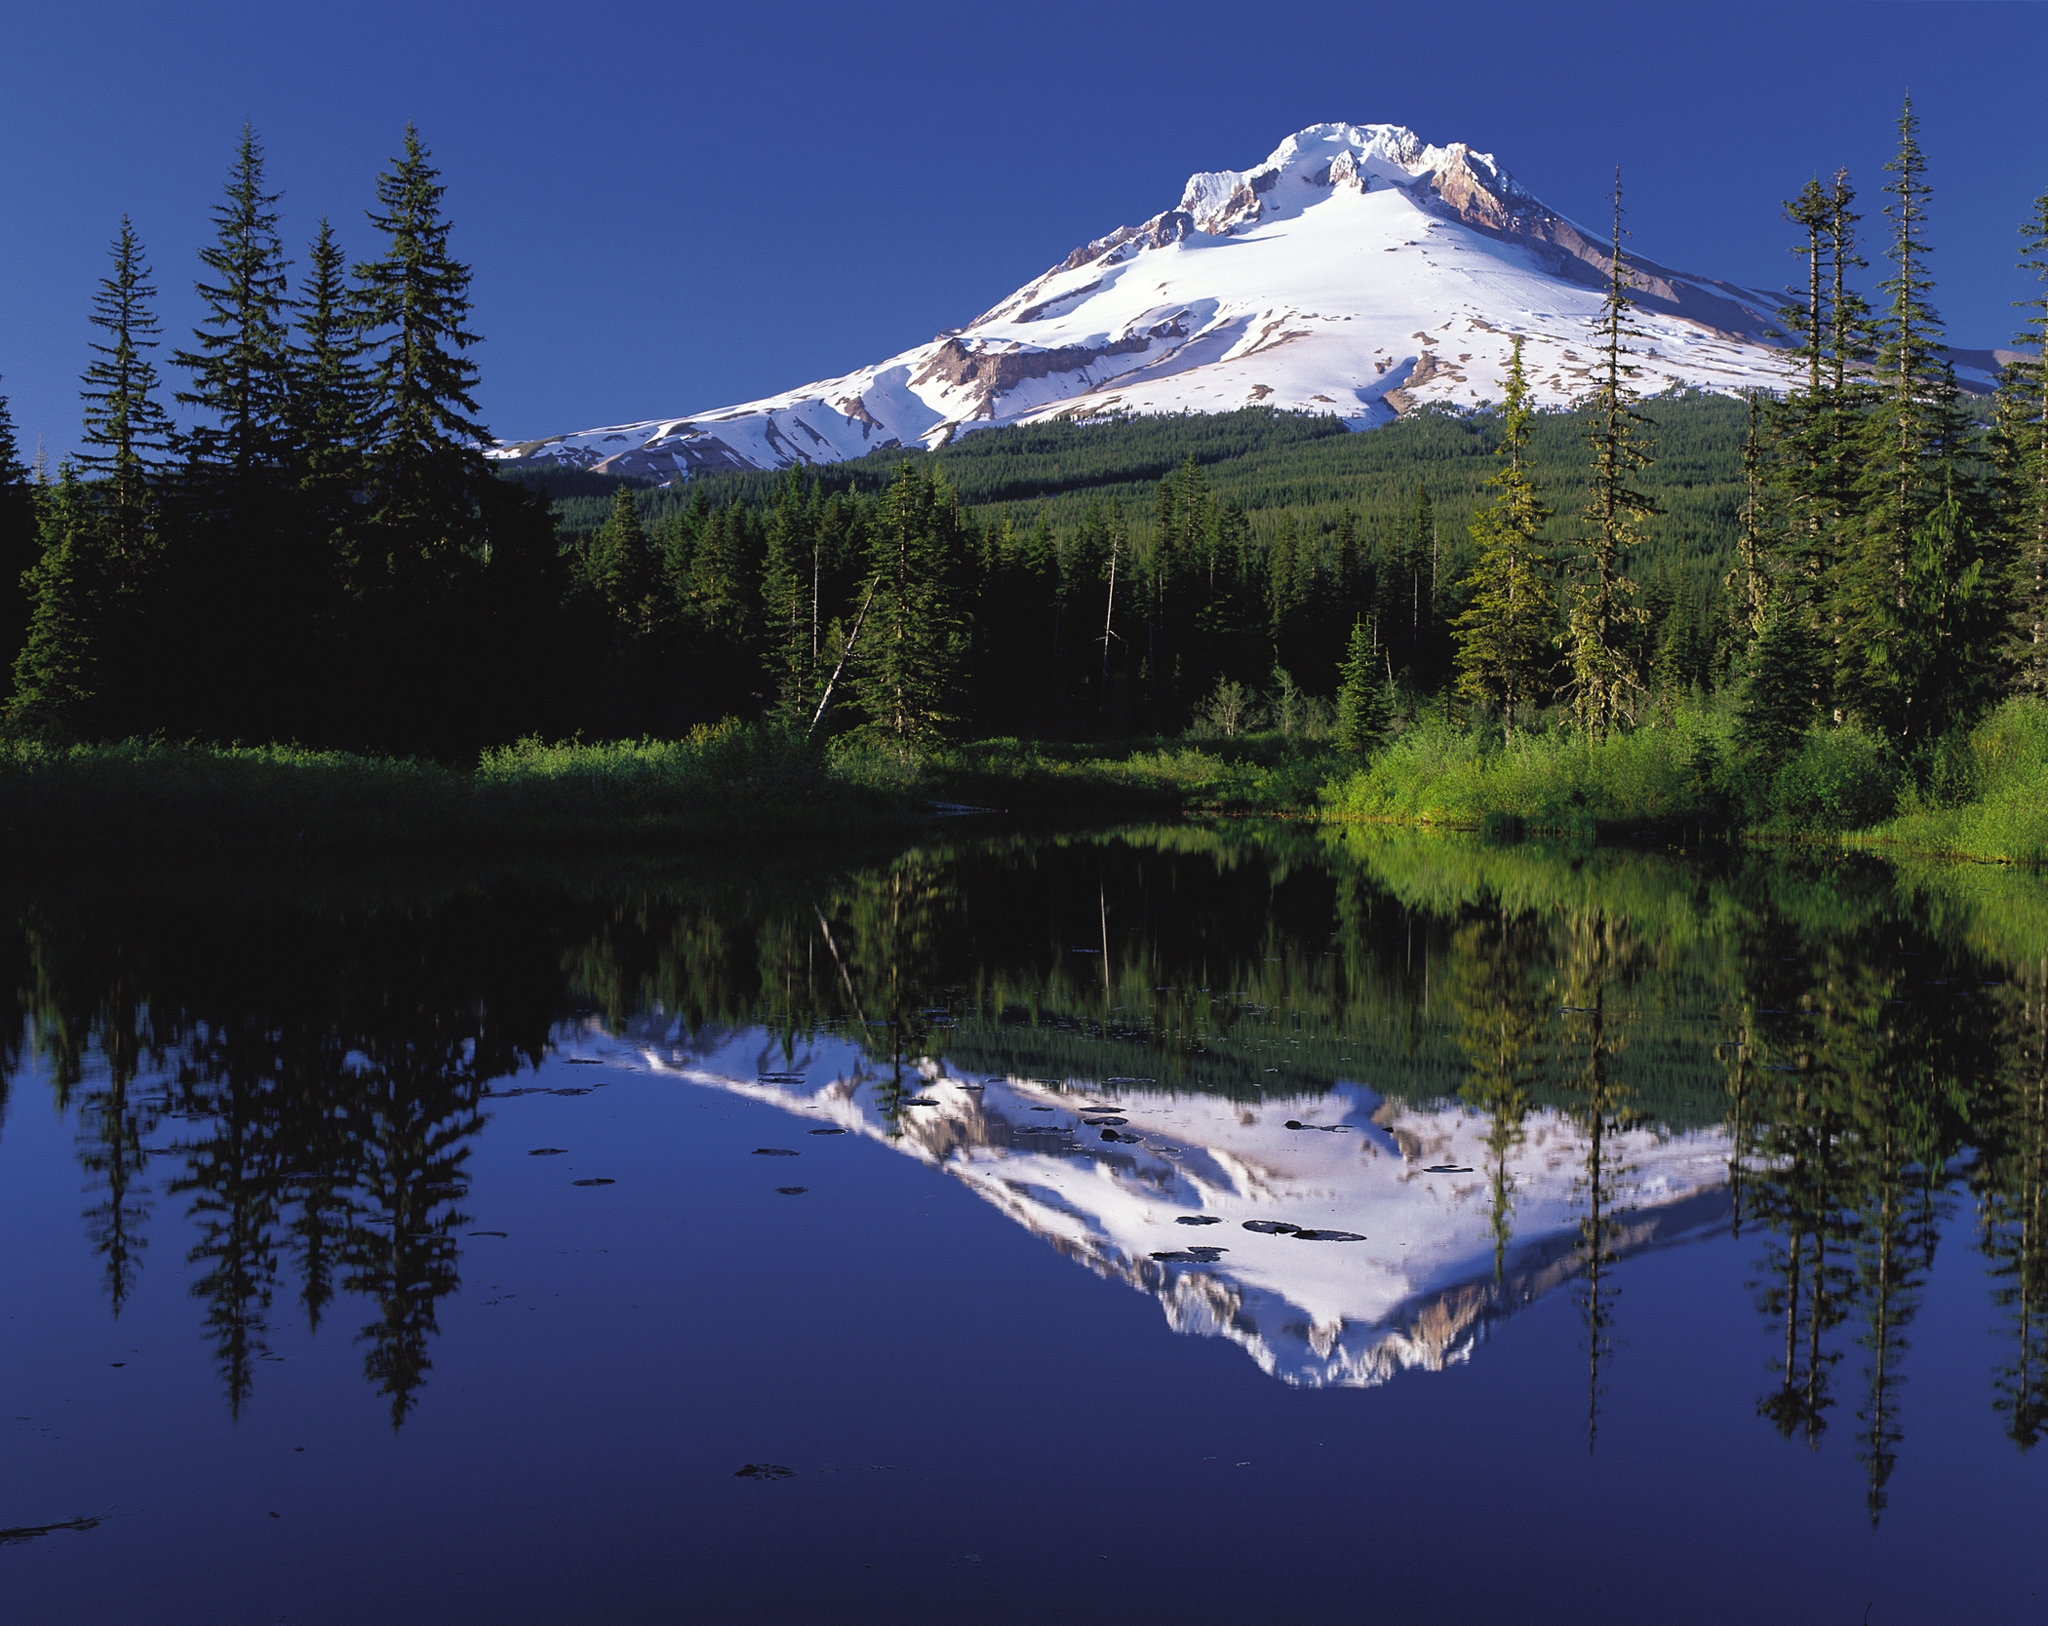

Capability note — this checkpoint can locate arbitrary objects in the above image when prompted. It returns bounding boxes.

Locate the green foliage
[1452,337,1556,732]
[1334,619,1390,756]
[1763,725,1900,831]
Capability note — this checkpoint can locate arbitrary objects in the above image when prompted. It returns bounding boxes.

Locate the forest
[0,100,2044,847]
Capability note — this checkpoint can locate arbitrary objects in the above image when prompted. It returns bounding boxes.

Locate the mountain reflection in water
[637,1021,1730,1389]
[3,824,2046,1526]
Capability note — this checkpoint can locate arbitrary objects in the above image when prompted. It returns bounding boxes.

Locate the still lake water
[2,825,2045,1624]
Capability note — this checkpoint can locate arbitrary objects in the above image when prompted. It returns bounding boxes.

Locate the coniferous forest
[0,103,2045,846]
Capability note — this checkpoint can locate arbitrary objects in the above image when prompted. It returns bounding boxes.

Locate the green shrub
[1765,726,1899,831]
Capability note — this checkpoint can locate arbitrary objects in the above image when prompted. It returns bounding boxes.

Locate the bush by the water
[1319,700,1905,838]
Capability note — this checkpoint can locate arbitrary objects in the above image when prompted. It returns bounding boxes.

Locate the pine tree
[173,124,293,493]
[1453,335,1556,734]
[9,466,106,724]
[585,485,655,630]
[1334,617,1390,756]
[0,385,38,684]
[851,465,965,746]
[1734,591,1821,769]
[1839,100,1991,744]
[285,217,370,592]
[2002,188,2048,693]
[760,467,817,724]
[77,217,172,582]
[1563,172,1655,736]
[351,124,490,580]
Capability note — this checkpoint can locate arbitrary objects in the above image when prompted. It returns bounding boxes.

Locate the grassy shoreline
[14,698,2048,865]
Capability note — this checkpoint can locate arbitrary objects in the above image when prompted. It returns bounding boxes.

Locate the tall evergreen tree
[851,465,965,746]
[77,217,173,583]
[1564,172,1655,736]
[1453,336,1556,734]
[351,124,490,580]
[9,466,106,725]
[288,218,370,577]
[173,124,293,491]
[2002,188,2048,694]
[1839,100,1993,744]
[1333,617,1391,756]
[0,386,38,684]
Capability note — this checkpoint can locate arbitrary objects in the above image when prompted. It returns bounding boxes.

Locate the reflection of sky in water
[621,1019,1729,1387]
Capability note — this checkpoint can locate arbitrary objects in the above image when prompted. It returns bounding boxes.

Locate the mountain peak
[496,121,1805,482]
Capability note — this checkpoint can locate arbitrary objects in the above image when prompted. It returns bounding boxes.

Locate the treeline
[1,102,2041,762]
[1438,98,2048,767]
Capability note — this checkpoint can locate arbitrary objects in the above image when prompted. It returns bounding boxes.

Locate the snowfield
[495,121,1820,484]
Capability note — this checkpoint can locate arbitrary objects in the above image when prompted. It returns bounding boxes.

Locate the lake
[2,825,2044,1624]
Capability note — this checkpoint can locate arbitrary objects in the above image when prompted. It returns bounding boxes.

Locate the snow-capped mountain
[602,1020,1731,1389]
[496,121,1809,483]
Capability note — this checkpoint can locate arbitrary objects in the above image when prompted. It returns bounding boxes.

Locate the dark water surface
[2,826,2045,1624]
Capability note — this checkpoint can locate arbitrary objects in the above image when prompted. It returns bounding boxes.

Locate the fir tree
[585,485,655,631]
[2002,187,2048,694]
[288,218,369,544]
[351,124,489,577]
[0,385,38,683]
[173,124,293,491]
[761,467,818,724]
[77,216,173,581]
[1452,336,1555,734]
[1840,100,1991,744]
[9,466,106,724]
[1334,617,1390,756]
[1563,171,1655,736]
[851,465,965,746]
[1734,590,1821,770]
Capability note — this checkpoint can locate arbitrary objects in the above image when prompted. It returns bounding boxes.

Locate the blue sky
[3,1,2045,461]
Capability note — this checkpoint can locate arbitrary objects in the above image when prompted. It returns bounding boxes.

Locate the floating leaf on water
[1175,1216,1223,1226]
[808,1128,847,1136]
[1149,1246,1228,1263]
[571,1178,616,1187]
[758,1073,806,1085]
[468,1230,509,1238]
[1243,1220,1301,1234]
[900,1097,941,1107]
[1030,1106,1057,1112]
[753,1148,800,1157]
[1104,1077,1155,1084]
[528,1148,568,1156]
[1292,1229,1366,1241]
[734,1464,795,1480]
[776,1186,808,1195]
[1423,1164,1474,1174]
[1082,1117,1127,1127]
[564,1058,602,1066]
[547,1087,594,1097]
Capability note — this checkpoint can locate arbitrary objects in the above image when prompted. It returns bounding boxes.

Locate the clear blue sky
[3,1,2044,462]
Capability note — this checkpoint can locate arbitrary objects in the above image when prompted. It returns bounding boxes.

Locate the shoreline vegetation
[13,692,2048,864]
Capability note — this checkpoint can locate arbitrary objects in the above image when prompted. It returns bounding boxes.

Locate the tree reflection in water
[0,829,2045,1509]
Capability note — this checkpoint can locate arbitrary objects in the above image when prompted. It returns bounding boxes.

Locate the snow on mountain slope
[496,121,1800,483]
[583,1018,1731,1389]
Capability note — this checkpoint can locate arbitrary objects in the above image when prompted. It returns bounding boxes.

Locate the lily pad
[1292,1228,1366,1241]
[808,1128,847,1136]
[528,1148,567,1156]
[734,1463,795,1480]
[776,1186,808,1196]
[1243,1220,1302,1234]
[1423,1164,1475,1174]
[752,1148,800,1157]
[571,1178,616,1187]
[1149,1246,1228,1263]
[1175,1215,1224,1226]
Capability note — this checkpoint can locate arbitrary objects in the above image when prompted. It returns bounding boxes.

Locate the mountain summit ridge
[495,122,1836,482]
